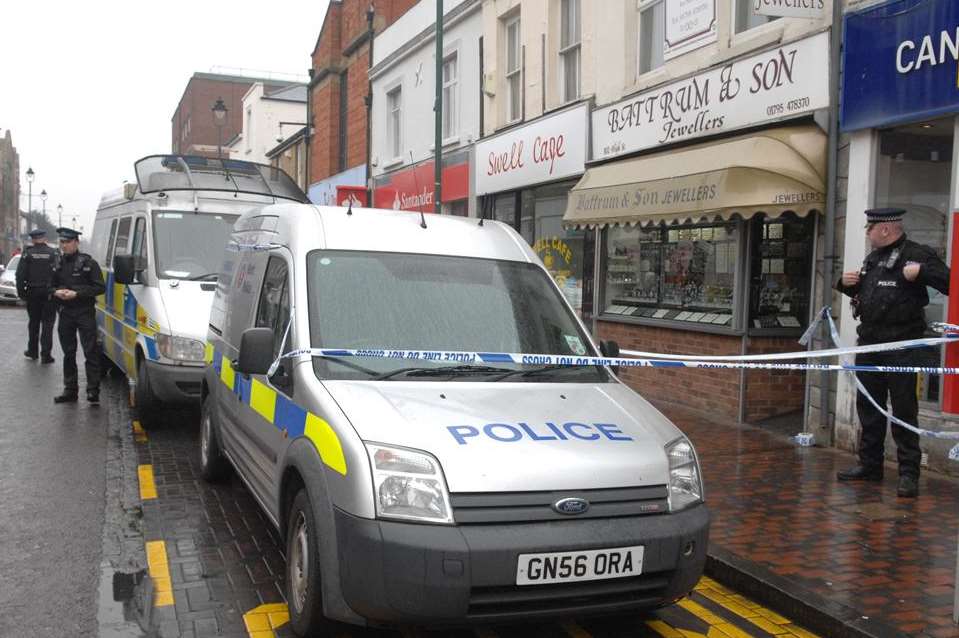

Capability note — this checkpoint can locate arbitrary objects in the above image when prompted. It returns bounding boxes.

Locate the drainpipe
[434,0,444,214]
[819,0,843,442]
[365,4,375,206]
[306,68,314,198]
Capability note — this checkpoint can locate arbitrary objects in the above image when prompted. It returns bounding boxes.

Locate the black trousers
[25,295,56,357]
[854,350,921,478]
[58,307,100,394]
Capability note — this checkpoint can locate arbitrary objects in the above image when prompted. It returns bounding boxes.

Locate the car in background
[0,255,21,304]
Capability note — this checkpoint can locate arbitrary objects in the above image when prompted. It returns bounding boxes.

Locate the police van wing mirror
[113,254,137,285]
[599,340,620,358]
[236,328,274,375]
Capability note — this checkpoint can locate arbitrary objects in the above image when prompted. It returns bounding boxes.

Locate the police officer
[50,227,105,404]
[835,208,950,498]
[15,228,58,363]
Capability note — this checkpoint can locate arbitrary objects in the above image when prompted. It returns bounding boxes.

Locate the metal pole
[365,5,375,206]
[434,0,443,214]
[27,180,32,232]
[818,0,843,441]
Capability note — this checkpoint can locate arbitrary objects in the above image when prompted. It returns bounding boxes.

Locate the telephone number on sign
[766,96,812,117]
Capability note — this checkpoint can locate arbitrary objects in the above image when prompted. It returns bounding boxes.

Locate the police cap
[27,228,47,238]
[865,207,906,223]
[56,227,82,241]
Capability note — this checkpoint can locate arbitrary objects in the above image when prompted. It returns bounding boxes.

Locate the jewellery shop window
[603,222,739,327]
[747,214,814,332]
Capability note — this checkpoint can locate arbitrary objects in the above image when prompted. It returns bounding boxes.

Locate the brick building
[0,129,20,262]
[171,72,301,159]
[307,0,418,204]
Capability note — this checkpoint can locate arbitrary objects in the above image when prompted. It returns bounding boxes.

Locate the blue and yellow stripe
[210,347,347,476]
[96,270,161,376]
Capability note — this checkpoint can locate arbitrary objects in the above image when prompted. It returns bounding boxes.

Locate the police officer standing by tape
[50,227,105,404]
[15,228,58,364]
[835,208,950,497]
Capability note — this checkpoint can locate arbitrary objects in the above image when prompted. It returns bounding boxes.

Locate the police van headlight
[365,443,453,525]
[155,334,206,362]
[666,437,703,512]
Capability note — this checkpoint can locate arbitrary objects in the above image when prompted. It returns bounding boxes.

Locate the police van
[202,204,709,635]
[92,155,306,427]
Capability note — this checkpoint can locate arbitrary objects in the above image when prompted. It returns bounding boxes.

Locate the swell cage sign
[592,31,829,161]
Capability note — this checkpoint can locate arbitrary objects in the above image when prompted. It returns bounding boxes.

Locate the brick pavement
[661,402,959,638]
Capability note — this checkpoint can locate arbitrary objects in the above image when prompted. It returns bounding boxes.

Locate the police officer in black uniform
[15,228,58,363]
[835,208,950,498]
[50,227,105,404]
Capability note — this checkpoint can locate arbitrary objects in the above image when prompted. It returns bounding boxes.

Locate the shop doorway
[875,117,953,404]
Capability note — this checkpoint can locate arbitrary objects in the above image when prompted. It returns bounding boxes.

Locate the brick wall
[598,321,807,423]
[172,78,253,157]
[308,0,419,185]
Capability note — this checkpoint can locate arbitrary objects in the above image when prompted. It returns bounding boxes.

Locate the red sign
[336,185,367,207]
[373,159,469,211]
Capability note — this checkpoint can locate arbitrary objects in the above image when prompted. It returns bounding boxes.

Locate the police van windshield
[152,211,238,280]
[307,251,608,382]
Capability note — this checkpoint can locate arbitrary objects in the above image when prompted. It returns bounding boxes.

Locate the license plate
[515,545,644,586]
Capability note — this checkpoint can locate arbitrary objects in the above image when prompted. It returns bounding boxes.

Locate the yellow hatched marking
[250,378,277,423]
[693,579,810,637]
[243,603,289,638]
[562,620,593,638]
[786,626,821,638]
[145,541,174,606]
[679,598,726,625]
[304,412,347,475]
[755,607,793,625]
[647,621,685,638]
[220,357,235,390]
[712,623,754,638]
[132,420,147,443]
[138,465,157,500]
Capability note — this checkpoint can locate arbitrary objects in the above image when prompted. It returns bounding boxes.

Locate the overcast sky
[1,0,328,237]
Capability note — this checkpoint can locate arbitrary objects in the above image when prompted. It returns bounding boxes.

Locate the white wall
[235,83,307,165]
[370,0,482,176]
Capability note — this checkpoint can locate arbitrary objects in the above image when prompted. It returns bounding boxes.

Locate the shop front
[476,103,593,319]
[839,0,959,470]
[566,33,830,422]
[373,148,471,216]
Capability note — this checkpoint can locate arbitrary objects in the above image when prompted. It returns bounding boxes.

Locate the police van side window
[255,257,290,357]
[115,217,133,256]
[105,219,119,267]
[131,217,148,275]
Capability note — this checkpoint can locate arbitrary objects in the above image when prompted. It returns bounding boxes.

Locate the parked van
[92,155,306,427]
[202,204,708,635]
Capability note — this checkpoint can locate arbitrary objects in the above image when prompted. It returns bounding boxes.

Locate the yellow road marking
[648,620,686,638]
[132,420,147,443]
[145,541,174,607]
[243,603,289,638]
[691,577,820,638]
[137,465,157,500]
[562,619,593,638]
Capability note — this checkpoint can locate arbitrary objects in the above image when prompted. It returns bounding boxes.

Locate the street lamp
[57,204,63,229]
[212,97,228,160]
[25,167,34,231]
[40,189,47,225]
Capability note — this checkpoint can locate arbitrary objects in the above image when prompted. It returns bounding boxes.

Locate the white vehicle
[92,155,307,427]
[0,255,21,303]
[202,204,709,635]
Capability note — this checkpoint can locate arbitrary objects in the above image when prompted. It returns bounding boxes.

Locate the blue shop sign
[841,0,959,132]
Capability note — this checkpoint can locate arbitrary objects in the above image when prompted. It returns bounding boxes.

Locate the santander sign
[476,103,586,195]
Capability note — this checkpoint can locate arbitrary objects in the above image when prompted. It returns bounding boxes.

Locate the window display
[748,215,815,331]
[604,222,739,326]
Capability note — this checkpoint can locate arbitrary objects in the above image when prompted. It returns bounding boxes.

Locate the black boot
[87,389,100,404]
[41,355,55,364]
[837,465,884,481]
[24,351,37,360]
[54,392,79,404]
[897,475,919,498]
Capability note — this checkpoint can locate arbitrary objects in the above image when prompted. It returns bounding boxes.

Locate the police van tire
[286,489,338,637]
[135,359,161,430]
[200,396,229,482]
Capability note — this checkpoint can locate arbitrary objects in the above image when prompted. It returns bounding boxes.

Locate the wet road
[0,303,110,637]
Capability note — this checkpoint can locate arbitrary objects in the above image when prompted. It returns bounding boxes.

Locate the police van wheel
[287,489,337,637]
[135,359,161,430]
[199,396,229,482]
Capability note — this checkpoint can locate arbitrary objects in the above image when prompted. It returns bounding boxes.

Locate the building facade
[549,0,834,423]
[369,0,482,216]
[0,129,20,263]
[267,128,309,193]
[307,0,420,204]
[225,83,307,165]
[171,72,301,159]
[836,0,959,475]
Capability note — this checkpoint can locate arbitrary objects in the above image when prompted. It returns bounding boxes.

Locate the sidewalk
[660,403,959,638]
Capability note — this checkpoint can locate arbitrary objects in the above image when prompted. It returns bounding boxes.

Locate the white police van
[202,204,708,635]
[91,155,306,427]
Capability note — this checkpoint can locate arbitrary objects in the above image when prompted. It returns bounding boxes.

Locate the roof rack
[134,154,309,203]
